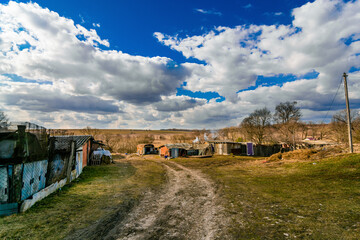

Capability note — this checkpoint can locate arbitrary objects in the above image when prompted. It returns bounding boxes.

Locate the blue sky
[24,0,307,57]
[0,0,359,129]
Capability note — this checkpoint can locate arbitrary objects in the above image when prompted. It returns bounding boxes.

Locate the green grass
[174,154,360,239]
[0,159,166,240]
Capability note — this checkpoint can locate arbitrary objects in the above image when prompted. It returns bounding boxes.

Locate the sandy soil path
[66,160,230,240]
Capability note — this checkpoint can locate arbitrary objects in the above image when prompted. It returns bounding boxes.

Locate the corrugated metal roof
[164,143,193,150]
[53,135,93,151]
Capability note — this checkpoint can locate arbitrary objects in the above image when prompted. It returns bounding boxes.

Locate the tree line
[239,101,360,145]
[241,101,301,145]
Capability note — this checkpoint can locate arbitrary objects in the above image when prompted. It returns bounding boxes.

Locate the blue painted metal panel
[32,161,40,194]
[21,162,34,201]
[0,167,8,203]
[247,143,254,156]
[47,154,66,185]
[21,160,48,200]
[38,160,47,191]
[171,148,179,158]
[0,203,18,216]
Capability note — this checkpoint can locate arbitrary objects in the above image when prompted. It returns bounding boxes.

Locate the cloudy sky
[0,0,359,129]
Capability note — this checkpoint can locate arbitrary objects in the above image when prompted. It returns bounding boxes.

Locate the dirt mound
[266,146,345,162]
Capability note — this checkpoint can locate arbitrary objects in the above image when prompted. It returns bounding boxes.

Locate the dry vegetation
[266,146,346,162]
[174,153,360,239]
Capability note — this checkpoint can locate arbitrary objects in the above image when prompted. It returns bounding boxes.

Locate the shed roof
[137,143,155,148]
[53,135,93,151]
[164,143,194,150]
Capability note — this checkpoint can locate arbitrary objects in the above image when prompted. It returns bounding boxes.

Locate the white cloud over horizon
[0,0,360,129]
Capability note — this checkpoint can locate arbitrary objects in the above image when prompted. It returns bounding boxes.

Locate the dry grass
[0,157,166,240]
[174,154,360,239]
[266,146,345,162]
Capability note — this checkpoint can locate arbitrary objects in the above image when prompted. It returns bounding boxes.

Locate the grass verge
[0,157,166,240]
[174,154,360,239]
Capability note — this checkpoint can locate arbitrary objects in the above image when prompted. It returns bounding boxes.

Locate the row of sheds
[137,143,211,158]
[0,124,104,216]
[137,141,283,159]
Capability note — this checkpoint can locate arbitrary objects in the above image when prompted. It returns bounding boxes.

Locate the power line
[320,77,343,124]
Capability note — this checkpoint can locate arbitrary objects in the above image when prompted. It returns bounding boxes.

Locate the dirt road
[66,160,230,240]
[104,160,229,240]
[67,161,228,240]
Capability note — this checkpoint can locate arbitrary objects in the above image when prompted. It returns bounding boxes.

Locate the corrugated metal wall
[47,154,66,185]
[76,151,83,177]
[21,160,48,201]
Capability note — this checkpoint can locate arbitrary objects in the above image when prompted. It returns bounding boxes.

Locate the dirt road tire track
[66,160,230,240]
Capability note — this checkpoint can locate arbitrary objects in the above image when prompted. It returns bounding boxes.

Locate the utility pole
[343,72,353,153]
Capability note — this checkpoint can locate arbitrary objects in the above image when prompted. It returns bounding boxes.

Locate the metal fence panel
[21,160,48,201]
[13,164,23,203]
[0,203,18,216]
[47,154,66,185]
[39,160,47,191]
[0,167,8,203]
[76,151,83,177]
[21,162,34,201]
[32,162,41,194]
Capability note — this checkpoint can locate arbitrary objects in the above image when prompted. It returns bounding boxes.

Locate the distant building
[206,140,245,155]
[137,144,156,155]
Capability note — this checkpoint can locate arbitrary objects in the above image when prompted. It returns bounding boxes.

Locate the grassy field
[174,154,360,239]
[0,157,166,240]
[1,153,359,239]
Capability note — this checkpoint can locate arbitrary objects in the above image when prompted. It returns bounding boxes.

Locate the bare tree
[0,111,9,129]
[331,109,360,143]
[274,101,302,145]
[241,108,272,144]
[274,101,301,124]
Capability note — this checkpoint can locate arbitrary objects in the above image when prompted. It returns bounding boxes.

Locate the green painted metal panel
[0,167,8,203]
[0,203,18,216]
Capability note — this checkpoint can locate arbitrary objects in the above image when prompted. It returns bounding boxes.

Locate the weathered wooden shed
[0,124,48,216]
[49,135,93,182]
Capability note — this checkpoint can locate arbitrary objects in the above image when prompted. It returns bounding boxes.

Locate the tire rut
[103,161,229,240]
